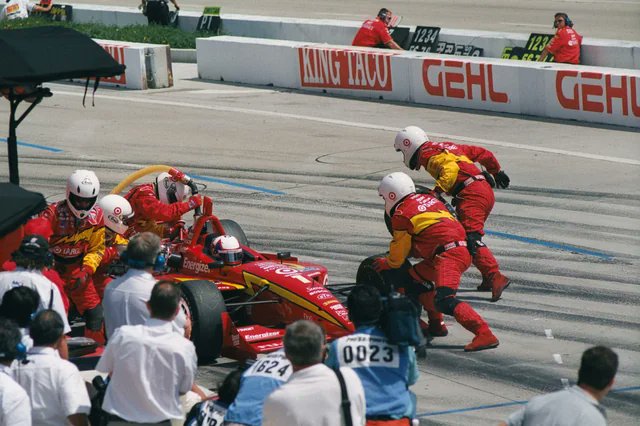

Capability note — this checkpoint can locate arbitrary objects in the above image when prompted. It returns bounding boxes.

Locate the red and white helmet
[394,126,429,170]
[99,194,133,235]
[378,172,415,215]
[156,172,191,204]
[212,235,243,266]
[66,170,100,219]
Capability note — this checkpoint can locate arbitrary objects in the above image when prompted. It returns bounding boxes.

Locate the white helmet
[66,170,100,219]
[394,126,429,170]
[156,172,191,204]
[212,235,243,266]
[378,172,415,215]
[99,194,133,235]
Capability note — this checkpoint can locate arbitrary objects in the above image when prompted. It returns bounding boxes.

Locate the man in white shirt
[0,0,52,21]
[502,346,618,426]
[263,320,366,426]
[0,234,70,335]
[102,232,188,339]
[96,280,198,425]
[12,310,91,426]
[0,318,31,426]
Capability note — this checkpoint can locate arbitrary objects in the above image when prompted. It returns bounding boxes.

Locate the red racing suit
[384,192,471,323]
[125,183,194,237]
[417,141,502,279]
[93,231,128,299]
[352,18,393,48]
[40,201,104,314]
[546,27,582,64]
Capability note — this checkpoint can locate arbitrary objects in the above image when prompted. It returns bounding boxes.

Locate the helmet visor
[221,249,243,265]
[69,193,96,212]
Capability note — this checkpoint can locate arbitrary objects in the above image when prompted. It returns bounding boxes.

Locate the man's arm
[32,2,53,13]
[385,39,404,50]
[169,0,180,10]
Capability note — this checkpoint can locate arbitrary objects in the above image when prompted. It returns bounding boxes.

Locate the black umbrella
[0,182,46,237]
[0,26,126,185]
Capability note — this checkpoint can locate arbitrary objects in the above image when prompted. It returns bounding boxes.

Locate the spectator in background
[96,281,197,425]
[13,310,90,426]
[186,369,243,426]
[263,320,366,426]
[502,346,618,426]
[102,232,189,339]
[0,0,53,21]
[0,318,31,426]
[0,235,71,338]
[326,285,418,425]
[0,287,40,351]
[352,8,403,50]
[538,13,582,64]
[225,350,292,426]
[141,0,179,26]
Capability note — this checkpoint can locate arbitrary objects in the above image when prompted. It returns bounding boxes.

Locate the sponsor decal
[245,331,283,342]
[99,44,127,85]
[113,207,122,215]
[323,300,338,307]
[183,259,210,274]
[299,47,394,91]
[422,59,508,103]
[556,71,640,117]
[232,333,240,346]
[316,292,333,300]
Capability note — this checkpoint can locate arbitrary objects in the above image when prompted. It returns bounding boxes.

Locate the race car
[106,165,354,364]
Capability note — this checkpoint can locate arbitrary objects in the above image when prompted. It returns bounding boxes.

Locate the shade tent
[0,26,126,184]
[0,182,46,237]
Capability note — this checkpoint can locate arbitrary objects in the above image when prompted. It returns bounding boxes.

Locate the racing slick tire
[180,280,226,364]
[356,254,412,296]
[220,219,250,247]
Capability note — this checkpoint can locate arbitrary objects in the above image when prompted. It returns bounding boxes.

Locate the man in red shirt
[352,8,404,50]
[373,172,499,352]
[539,13,582,64]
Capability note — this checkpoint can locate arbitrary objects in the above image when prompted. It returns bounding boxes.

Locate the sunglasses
[554,19,565,23]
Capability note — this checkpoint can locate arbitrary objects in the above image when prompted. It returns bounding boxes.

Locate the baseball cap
[17,234,50,260]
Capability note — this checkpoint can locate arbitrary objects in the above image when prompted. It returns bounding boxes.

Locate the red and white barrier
[198,37,640,128]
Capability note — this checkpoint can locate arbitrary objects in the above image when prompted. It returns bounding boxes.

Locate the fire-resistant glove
[70,265,93,291]
[482,171,496,188]
[187,195,202,210]
[493,171,510,189]
[372,257,391,272]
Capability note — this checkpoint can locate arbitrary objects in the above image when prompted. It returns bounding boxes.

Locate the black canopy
[0,26,126,184]
[0,182,46,237]
[0,26,125,86]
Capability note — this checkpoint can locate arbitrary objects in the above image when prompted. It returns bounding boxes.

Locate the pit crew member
[93,194,133,299]
[352,8,403,50]
[124,168,202,238]
[0,0,53,21]
[538,13,582,64]
[39,169,105,340]
[373,172,499,352]
[326,285,418,424]
[394,126,511,302]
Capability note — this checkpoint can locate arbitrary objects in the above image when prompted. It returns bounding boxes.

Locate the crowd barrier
[90,39,173,90]
[65,4,639,69]
[197,37,640,128]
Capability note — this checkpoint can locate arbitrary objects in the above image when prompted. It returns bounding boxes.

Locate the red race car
[155,194,354,362]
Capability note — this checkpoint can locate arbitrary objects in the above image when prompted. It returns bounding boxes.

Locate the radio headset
[554,13,573,28]
[0,342,28,364]
[122,249,166,272]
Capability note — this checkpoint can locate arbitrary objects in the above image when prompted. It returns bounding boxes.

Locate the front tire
[180,280,226,364]
[356,254,413,296]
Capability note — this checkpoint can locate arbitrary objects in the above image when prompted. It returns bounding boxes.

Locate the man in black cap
[0,235,70,336]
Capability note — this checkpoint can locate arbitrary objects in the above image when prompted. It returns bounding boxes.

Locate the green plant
[0,16,216,48]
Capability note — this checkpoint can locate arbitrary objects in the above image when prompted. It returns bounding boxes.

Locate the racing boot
[418,291,448,337]
[476,276,492,292]
[453,302,499,352]
[489,272,511,302]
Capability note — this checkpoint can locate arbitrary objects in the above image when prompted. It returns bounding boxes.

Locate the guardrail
[197,36,640,128]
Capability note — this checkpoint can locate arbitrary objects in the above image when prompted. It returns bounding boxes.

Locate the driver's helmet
[378,172,416,215]
[98,194,134,235]
[212,235,243,266]
[66,170,100,219]
[394,126,429,170]
[156,172,191,204]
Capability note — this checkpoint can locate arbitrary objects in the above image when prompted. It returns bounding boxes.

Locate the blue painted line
[0,137,63,153]
[417,386,639,417]
[485,230,614,260]
[189,173,285,195]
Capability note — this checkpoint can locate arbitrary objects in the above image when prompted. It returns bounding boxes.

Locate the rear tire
[180,280,226,364]
[220,219,249,247]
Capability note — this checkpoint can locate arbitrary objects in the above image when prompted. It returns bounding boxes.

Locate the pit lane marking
[53,90,640,166]
[0,137,64,153]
